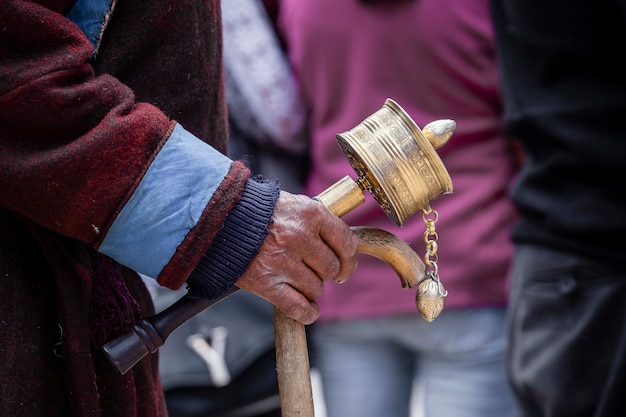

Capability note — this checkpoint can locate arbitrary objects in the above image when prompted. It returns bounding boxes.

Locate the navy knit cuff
[186,176,280,299]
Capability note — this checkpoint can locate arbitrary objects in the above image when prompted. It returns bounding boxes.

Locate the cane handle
[351,226,425,289]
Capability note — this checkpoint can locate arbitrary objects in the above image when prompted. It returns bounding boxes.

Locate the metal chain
[422,205,448,297]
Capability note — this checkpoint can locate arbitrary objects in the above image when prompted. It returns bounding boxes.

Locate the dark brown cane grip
[102,287,238,374]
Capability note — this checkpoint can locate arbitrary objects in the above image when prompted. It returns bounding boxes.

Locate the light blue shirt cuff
[99,123,233,278]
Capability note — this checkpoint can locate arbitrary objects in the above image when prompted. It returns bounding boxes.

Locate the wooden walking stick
[273,227,429,416]
[103,99,454,416]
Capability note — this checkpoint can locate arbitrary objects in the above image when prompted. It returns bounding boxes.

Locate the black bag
[150,285,281,417]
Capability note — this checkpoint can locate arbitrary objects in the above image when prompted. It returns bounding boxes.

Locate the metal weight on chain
[416,205,448,322]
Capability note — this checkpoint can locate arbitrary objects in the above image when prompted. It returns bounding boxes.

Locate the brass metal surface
[335,98,454,226]
[315,175,365,218]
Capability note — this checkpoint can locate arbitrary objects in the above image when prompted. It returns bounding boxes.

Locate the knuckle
[309,278,325,299]
[280,299,316,324]
[320,258,341,281]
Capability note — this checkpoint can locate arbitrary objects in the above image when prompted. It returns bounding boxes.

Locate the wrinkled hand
[235,191,359,324]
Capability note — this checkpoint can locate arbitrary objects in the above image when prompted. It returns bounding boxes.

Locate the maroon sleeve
[0,0,174,243]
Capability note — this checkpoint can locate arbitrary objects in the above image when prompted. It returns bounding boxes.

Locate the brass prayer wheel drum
[317,98,454,227]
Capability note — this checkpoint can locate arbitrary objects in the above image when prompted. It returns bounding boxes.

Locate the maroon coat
[0,0,249,415]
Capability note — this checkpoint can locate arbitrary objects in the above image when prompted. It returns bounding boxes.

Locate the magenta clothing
[277,0,517,321]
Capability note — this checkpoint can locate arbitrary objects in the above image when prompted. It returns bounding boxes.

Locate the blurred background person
[224,0,309,194]
[270,0,520,416]
[490,1,626,416]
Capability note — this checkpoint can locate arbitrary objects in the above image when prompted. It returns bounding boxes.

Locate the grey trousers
[310,307,515,417]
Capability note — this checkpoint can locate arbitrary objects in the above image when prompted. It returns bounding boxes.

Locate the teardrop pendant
[416,275,447,322]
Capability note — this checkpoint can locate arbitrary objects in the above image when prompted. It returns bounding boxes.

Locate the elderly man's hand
[235,191,359,324]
